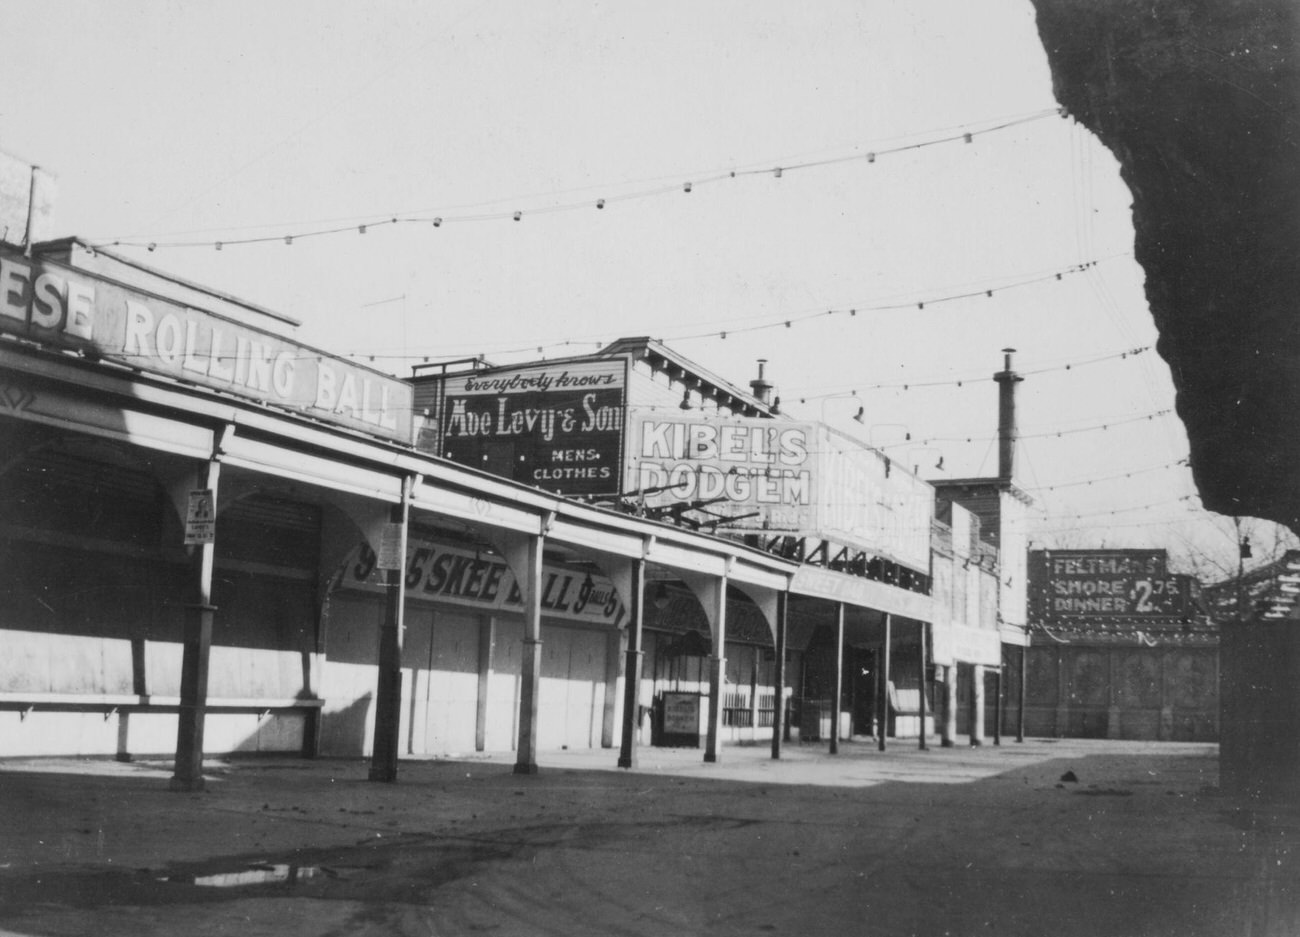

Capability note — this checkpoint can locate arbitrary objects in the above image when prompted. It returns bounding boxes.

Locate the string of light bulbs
[791,339,1150,403]
[346,250,1135,367]
[1023,495,1204,530]
[1024,458,1190,493]
[91,107,1067,253]
[876,408,1174,450]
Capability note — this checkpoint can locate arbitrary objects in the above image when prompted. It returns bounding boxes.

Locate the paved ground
[0,738,1297,936]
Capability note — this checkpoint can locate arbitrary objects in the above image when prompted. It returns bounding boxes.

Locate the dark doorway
[851,647,878,738]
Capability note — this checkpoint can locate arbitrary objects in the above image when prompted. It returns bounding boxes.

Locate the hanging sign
[344,534,629,628]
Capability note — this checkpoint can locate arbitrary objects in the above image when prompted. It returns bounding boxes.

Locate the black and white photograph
[0,2,1296,934]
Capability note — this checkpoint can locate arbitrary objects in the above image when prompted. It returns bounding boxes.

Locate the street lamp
[818,392,865,426]
[869,423,911,449]
[909,446,945,476]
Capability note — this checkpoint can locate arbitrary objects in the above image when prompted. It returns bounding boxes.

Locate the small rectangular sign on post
[184,489,216,545]
[375,522,404,571]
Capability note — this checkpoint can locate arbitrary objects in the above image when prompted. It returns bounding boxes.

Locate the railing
[723,690,781,728]
[0,692,324,721]
[723,690,752,727]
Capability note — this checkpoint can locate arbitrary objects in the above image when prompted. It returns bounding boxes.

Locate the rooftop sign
[627,415,933,571]
[628,413,815,530]
[1028,549,1190,622]
[414,357,628,496]
[0,248,412,442]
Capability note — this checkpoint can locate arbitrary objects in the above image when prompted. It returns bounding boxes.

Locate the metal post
[475,615,494,752]
[369,477,413,782]
[918,621,929,751]
[994,665,1004,745]
[171,456,222,792]
[1017,643,1027,743]
[602,629,623,748]
[831,602,845,754]
[942,665,957,747]
[770,589,788,760]
[618,559,646,769]
[704,573,728,764]
[514,532,545,775]
[878,613,892,752]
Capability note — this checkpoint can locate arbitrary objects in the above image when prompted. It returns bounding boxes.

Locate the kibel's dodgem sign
[0,249,412,441]
[428,358,627,496]
[627,414,814,531]
[1028,549,1190,622]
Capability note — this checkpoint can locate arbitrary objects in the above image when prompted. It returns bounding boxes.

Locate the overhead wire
[878,407,1173,449]
[348,251,1136,368]
[89,106,1067,252]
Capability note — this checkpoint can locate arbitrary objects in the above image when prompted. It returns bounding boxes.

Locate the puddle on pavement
[161,863,330,887]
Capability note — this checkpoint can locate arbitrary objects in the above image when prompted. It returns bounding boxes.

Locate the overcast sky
[2,0,1280,573]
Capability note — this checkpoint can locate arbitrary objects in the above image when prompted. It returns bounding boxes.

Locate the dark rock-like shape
[1030,1,1299,533]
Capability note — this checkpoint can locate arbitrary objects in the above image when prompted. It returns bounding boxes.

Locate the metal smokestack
[750,359,774,405]
[993,347,1023,484]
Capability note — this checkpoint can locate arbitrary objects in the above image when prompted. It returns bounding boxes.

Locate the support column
[918,621,929,751]
[942,664,958,747]
[1055,651,1069,737]
[994,665,1004,746]
[770,589,788,760]
[970,664,986,746]
[1107,646,1122,739]
[1158,650,1174,742]
[121,638,147,762]
[830,602,845,754]
[475,615,494,752]
[617,558,647,769]
[1017,643,1027,743]
[369,476,415,783]
[602,629,624,749]
[878,613,892,752]
[171,450,223,792]
[301,621,322,759]
[511,530,546,775]
[704,571,728,764]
